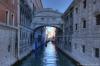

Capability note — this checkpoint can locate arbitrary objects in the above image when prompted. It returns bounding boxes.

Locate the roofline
[40,0,43,8]
[62,0,75,17]
[35,8,62,15]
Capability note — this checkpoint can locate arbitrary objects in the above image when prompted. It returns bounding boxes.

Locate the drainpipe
[17,0,20,60]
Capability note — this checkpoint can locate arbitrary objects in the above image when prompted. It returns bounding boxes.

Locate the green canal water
[14,42,77,66]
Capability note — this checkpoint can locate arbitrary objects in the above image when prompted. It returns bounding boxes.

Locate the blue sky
[42,0,73,13]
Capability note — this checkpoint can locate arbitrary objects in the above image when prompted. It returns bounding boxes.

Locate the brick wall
[0,0,18,26]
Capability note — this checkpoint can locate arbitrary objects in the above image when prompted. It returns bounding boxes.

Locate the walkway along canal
[13,42,77,66]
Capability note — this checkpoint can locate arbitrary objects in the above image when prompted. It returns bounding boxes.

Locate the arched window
[5,11,9,24]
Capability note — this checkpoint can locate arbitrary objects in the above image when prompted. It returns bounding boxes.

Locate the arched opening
[32,25,63,50]
[45,26,56,43]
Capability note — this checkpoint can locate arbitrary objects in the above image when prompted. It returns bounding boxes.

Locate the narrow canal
[14,42,77,66]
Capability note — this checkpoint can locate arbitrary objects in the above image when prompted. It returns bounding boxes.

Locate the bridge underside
[31,23,63,32]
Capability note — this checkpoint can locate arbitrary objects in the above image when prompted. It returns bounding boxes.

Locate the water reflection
[42,42,57,66]
[14,42,77,66]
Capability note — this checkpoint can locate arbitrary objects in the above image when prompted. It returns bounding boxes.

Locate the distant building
[0,0,18,65]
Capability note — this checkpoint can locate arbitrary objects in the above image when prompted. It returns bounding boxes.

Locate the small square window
[41,18,44,20]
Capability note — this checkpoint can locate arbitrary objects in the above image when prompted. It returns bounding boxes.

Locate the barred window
[83,20,86,28]
[96,14,100,25]
[75,24,78,30]
[94,48,99,58]
[83,0,87,8]
[76,7,78,13]
[82,45,85,53]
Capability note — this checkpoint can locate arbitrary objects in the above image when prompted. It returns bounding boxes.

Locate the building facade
[62,3,74,52]
[32,0,43,10]
[17,0,43,60]
[62,0,100,65]
[72,0,100,65]
[0,0,43,65]
[0,0,18,66]
[55,28,63,48]
[17,0,34,60]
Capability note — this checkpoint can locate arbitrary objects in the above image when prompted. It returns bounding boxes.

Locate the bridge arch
[31,8,63,49]
[31,8,63,31]
[33,25,63,33]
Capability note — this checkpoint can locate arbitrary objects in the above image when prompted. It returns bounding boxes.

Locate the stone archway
[31,8,63,50]
[31,8,63,30]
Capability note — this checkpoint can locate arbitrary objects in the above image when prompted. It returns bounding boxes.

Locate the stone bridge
[31,8,63,30]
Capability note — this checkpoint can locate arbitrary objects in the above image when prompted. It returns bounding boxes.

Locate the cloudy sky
[42,0,73,13]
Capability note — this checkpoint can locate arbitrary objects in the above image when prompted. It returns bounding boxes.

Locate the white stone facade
[72,0,100,65]
[17,0,33,60]
[0,24,17,66]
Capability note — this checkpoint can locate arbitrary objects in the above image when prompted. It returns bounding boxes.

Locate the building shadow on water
[13,42,78,66]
